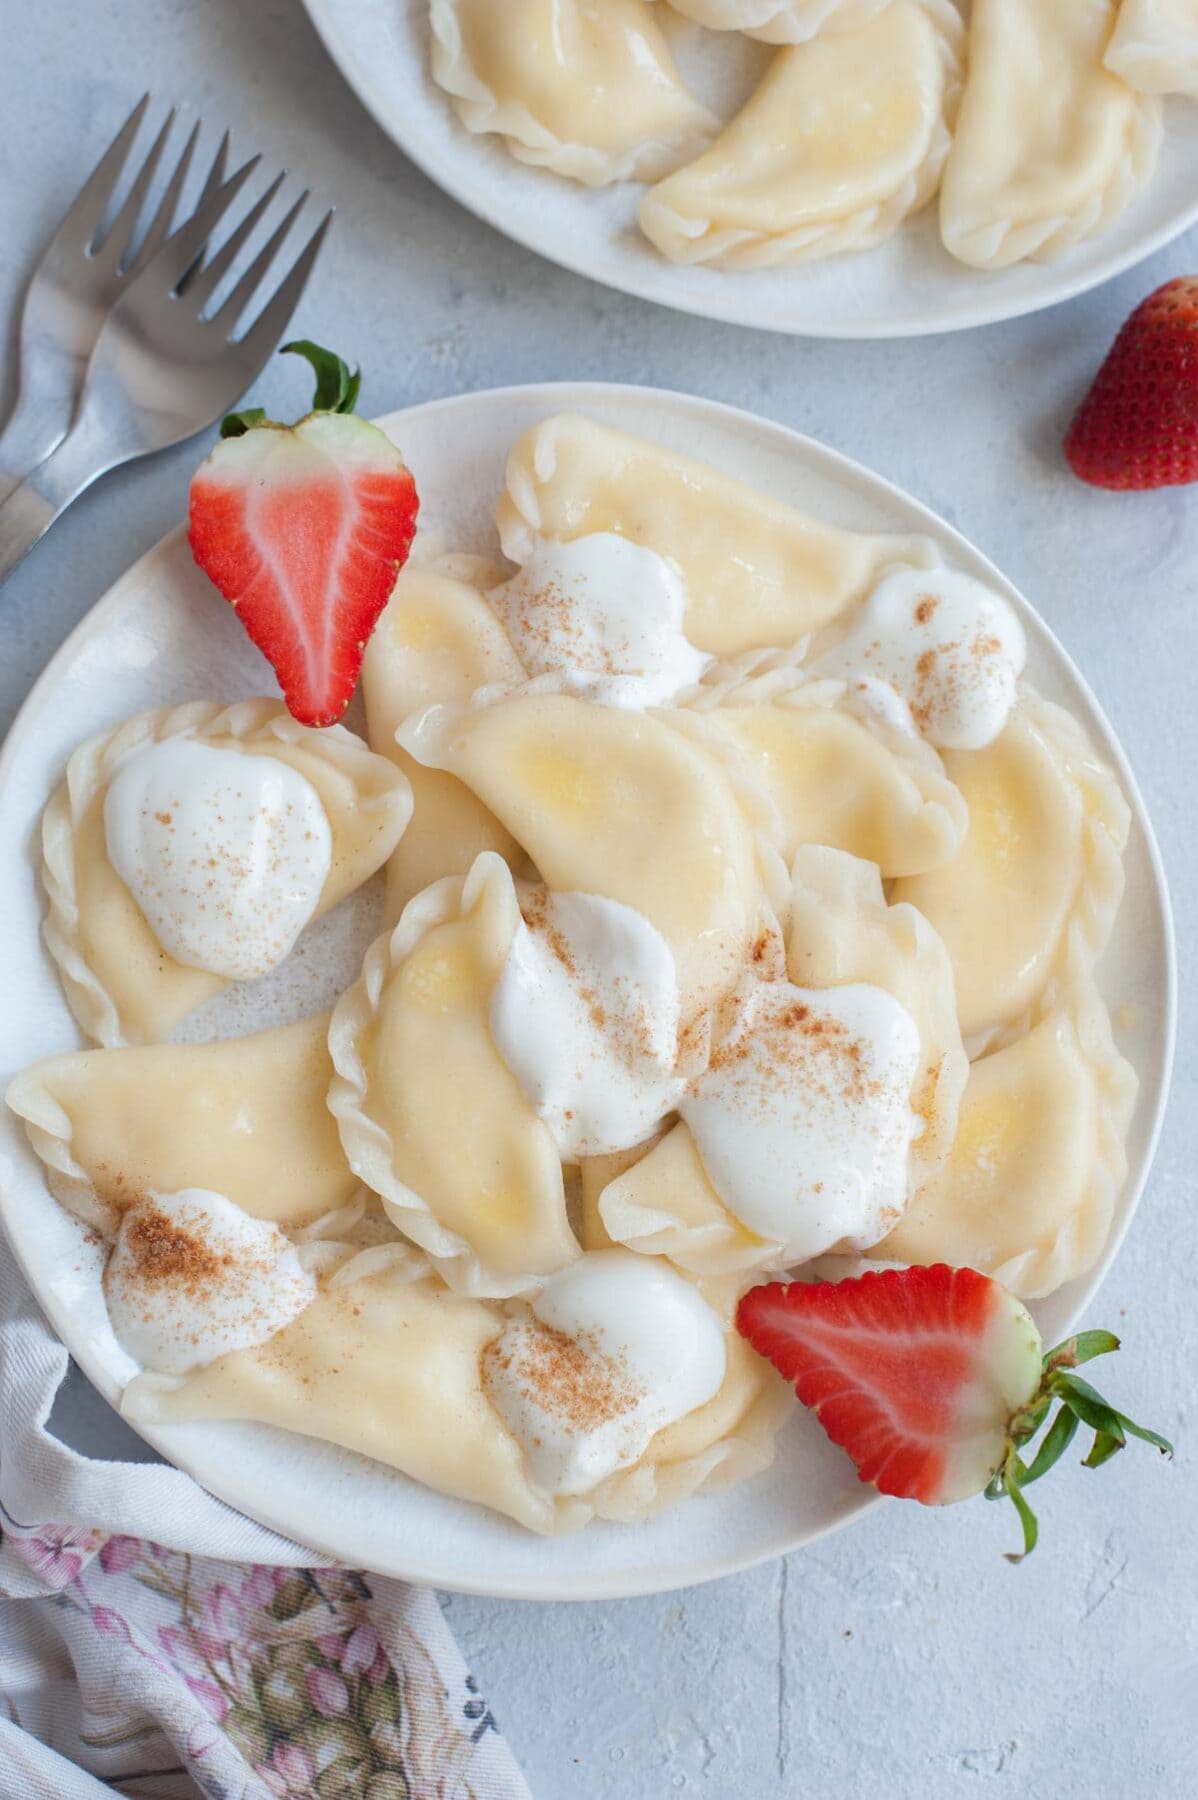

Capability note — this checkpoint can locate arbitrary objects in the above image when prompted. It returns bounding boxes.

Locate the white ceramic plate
[0,384,1175,1600]
[301,0,1198,340]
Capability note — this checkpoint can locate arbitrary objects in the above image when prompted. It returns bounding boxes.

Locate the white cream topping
[490,889,684,1159]
[481,1250,727,1496]
[104,738,333,980]
[104,1188,316,1376]
[488,533,709,708]
[680,979,923,1261]
[814,568,1027,751]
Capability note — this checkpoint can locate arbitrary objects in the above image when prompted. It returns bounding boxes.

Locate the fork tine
[153,153,262,293]
[197,130,231,210]
[94,106,176,267]
[209,191,309,331]
[53,93,151,257]
[125,117,201,280]
[236,211,333,359]
[182,171,287,309]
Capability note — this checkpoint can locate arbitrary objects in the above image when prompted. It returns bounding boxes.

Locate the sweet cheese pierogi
[7,415,1137,1533]
[428,0,1194,279]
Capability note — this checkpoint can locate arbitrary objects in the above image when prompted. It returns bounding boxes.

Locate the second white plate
[0,383,1175,1599]
[302,0,1198,340]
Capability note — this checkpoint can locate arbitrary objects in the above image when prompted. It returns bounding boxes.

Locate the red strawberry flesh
[189,412,418,726]
[737,1264,1042,1505]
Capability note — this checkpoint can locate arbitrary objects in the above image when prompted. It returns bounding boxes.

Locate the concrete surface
[2,3,1196,1795]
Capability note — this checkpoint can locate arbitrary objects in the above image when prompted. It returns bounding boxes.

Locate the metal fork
[0,120,331,585]
[0,95,228,508]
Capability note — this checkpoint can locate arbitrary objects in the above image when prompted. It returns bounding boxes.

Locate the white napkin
[0,1251,531,1799]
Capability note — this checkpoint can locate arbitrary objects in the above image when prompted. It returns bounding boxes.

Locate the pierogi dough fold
[362,562,527,922]
[891,691,1130,1043]
[875,984,1137,1299]
[1105,0,1198,98]
[429,0,716,187]
[662,0,894,45]
[939,0,1163,269]
[640,1,964,269]
[496,414,941,658]
[397,691,766,1025]
[328,854,579,1298]
[6,1014,357,1236]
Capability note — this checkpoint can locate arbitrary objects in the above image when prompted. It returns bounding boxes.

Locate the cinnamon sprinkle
[483,1321,644,1436]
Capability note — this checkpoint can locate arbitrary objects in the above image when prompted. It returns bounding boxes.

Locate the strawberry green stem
[986,1329,1172,1561]
[220,340,362,439]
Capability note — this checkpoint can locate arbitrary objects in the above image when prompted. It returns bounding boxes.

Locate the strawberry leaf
[1083,1430,1125,1471]
[1000,1450,1039,1563]
[281,340,361,415]
[1020,1405,1079,1488]
[219,407,267,440]
[1042,1330,1120,1373]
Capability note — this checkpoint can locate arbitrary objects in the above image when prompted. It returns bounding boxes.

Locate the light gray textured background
[2,4,1196,1796]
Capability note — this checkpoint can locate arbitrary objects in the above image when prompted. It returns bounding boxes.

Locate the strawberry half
[738,1264,1171,1558]
[1064,275,1198,490]
[188,341,419,726]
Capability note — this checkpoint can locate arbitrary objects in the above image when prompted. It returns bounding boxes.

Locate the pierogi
[939,0,1164,269]
[429,0,715,186]
[429,0,1190,283]
[41,698,411,1047]
[9,413,1140,1538]
[640,1,964,269]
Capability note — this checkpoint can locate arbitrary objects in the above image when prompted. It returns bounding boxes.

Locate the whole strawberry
[189,341,419,727]
[738,1263,1172,1559]
[1065,276,1198,490]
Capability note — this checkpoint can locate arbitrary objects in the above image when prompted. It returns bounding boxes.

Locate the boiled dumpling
[361,562,527,922]
[663,0,894,45]
[598,1118,773,1275]
[398,690,766,1022]
[1105,0,1198,98]
[892,690,1129,1043]
[640,1,964,269]
[665,669,967,878]
[940,0,1164,268]
[328,853,579,1296]
[599,850,965,1275]
[124,1250,790,1531]
[428,0,715,187]
[786,844,968,1182]
[875,984,1137,1299]
[42,699,412,1047]
[496,415,939,658]
[5,1014,357,1236]
[124,1261,564,1533]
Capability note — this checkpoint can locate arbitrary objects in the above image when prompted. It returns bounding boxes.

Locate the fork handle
[0,416,109,586]
[0,386,69,511]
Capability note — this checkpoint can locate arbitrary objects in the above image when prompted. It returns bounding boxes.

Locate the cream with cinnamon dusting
[104,1188,315,1375]
[481,1251,727,1495]
[680,977,923,1261]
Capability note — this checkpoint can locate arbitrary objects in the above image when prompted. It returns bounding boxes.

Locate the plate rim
[300,0,1198,342]
[0,379,1177,1601]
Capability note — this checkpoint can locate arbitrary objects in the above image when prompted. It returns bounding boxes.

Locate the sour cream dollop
[488,533,709,708]
[680,980,923,1262]
[490,889,684,1159]
[482,1251,727,1496]
[104,738,333,979]
[104,1188,315,1375]
[814,568,1027,751]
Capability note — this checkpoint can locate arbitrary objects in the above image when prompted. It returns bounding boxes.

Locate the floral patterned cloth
[0,1253,531,1799]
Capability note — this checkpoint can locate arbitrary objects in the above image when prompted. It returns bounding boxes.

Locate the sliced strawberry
[187,343,418,726]
[1064,275,1198,491]
[738,1264,1171,1557]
